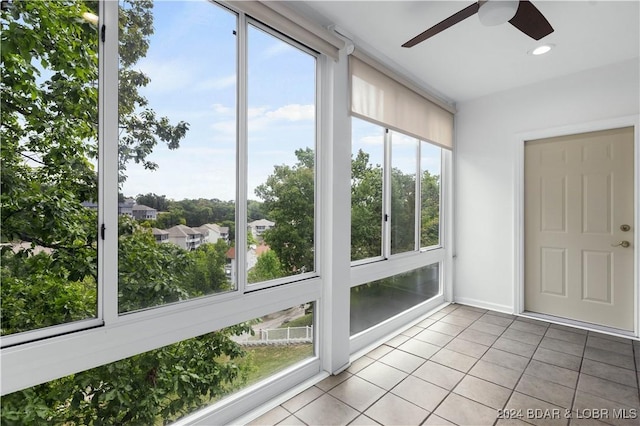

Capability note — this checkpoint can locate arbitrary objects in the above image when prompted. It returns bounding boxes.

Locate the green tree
[255,148,314,274]
[390,167,416,254]
[248,250,285,284]
[0,324,253,426]
[185,240,231,296]
[420,171,440,247]
[1,1,254,423]
[136,192,170,211]
[350,149,383,261]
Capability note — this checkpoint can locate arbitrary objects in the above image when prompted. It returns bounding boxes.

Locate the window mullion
[237,11,248,294]
[102,0,120,323]
[382,128,391,259]
[415,139,421,251]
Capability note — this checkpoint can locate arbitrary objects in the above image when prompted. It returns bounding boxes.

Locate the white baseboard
[452,297,513,315]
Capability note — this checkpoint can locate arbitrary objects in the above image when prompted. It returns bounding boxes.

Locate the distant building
[118,198,135,217]
[151,228,169,243]
[248,219,274,240]
[166,225,203,251]
[132,204,157,221]
[225,242,271,284]
[196,223,230,244]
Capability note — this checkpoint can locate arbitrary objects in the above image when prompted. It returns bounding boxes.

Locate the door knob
[611,241,630,248]
[620,224,631,232]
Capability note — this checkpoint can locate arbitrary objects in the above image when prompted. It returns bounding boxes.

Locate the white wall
[454,58,640,312]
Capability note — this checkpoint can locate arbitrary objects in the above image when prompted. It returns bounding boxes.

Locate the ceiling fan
[402,0,553,48]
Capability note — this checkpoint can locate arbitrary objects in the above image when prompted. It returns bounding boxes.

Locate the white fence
[235,326,313,346]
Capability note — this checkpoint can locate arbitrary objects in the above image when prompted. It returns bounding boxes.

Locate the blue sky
[121,0,316,201]
[120,1,439,202]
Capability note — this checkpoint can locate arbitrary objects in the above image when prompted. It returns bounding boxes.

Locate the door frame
[513,115,640,338]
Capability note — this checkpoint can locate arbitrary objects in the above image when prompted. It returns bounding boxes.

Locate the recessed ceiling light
[529,44,555,56]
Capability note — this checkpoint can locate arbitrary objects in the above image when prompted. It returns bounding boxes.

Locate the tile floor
[248,304,640,426]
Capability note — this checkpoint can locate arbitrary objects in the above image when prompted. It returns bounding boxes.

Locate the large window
[351,121,442,263]
[2,0,322,405]
[246,23,317,285]
[1,1,100,337]
[117,0,238,314]
[351,118,384,261]
[1,303,315,424]
[351,264,440,335]
[115,2,317,313]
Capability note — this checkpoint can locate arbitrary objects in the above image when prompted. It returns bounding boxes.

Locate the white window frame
[1,0,325,401]
[350,124,445,266]
[348,122,452,355]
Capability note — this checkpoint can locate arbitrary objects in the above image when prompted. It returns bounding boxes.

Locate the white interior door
[524,127,635,331]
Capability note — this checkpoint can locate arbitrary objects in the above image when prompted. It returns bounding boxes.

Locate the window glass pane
[117,1,237,313]
[247,25,316,284]
[0,303,315,424]
[350,264,439,335]
[351,118,384,262]
[390,132,417,255]
[1,1,99,335]
[421,142,441,248]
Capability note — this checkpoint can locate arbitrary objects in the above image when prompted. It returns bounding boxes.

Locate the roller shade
[350,55,454,149]
[227,1,343,61]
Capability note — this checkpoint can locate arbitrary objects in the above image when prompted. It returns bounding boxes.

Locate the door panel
[525,127,634,330]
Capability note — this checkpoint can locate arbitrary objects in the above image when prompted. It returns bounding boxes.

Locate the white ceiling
[288,1,640,105]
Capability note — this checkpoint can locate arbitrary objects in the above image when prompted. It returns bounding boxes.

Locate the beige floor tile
[444,336,490,358]
[295,394,359,426]
[282,386,324,413]
[481,347,530,371]
[414,329,455,347]
[413,360,465,390]
[434,393,498,425]
[423,414,456,425]
[430,347,478,372]
[580,358,637,388]
[328,375,385,412]
[533,347,582,371]
[515,373,575,409]
[378,348,425,373]
[468,360,523,389]
[277,415,306,425]
[453,375,511,409]
[391,375,448,411]
[315,371,352,392]
[356,360,408,390]
[364,393,429,426]
[524,360,579,389]
[428,320,466,336]
[398,338,440,359]
[248,406,291,426]
[577,374,639,408]
[493,336,537,358]
[504,392,567,426]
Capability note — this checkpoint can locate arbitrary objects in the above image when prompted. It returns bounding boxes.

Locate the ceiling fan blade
[402,2,480,48]
[508,0,553,40]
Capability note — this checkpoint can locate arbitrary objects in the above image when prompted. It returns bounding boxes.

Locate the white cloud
[138,58,193,94]
[265,104,315,122]
[211,103,235,116]
[197,74,236,91]
[359,135,384,146]
[263,42,295,59]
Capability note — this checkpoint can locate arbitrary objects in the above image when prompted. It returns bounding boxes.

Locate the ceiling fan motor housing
[478,0,520,26]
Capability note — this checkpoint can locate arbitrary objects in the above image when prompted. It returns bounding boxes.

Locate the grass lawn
[242,343,314,386]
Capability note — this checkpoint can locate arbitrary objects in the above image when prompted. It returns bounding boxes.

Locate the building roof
[167,224,202,237]
[248,219,275,227]
[132,204,157,212]
[151,228,169,236]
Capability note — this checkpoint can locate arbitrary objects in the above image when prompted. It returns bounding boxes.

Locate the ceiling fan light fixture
[478,0,520,26]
